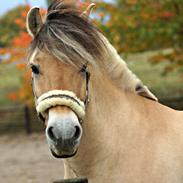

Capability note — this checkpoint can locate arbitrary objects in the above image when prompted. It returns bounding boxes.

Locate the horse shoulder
[131,95,183,140]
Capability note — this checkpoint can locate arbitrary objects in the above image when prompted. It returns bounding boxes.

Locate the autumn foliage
[94,0,183,74]
[0,0,183,106]
[0,5,36,106]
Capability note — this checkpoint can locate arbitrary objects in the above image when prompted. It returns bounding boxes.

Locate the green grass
[124,50,183,99]
[0,63,22,106]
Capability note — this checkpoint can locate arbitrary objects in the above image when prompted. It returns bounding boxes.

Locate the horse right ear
[81,3,96,19]
[26,7,43,37]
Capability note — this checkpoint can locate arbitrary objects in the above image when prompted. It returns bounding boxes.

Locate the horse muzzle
[46,108,82,158]
[35,90,85,158]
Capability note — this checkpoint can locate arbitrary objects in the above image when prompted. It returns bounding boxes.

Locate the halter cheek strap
[36,90,86,121]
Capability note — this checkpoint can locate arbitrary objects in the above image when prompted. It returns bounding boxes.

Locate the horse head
[26,1,100,158]
[26,0,157,159]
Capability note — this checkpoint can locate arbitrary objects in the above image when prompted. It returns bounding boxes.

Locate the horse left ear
[81,3,96,19]
[26,7,43,37]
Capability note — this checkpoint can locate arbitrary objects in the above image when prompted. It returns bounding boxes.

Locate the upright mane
[28,0,157,101]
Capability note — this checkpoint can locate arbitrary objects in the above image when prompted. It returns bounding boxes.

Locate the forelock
[29,0,106,67]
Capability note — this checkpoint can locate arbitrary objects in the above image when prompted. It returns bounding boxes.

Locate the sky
[0,0,47,15]
[0,0,114,16]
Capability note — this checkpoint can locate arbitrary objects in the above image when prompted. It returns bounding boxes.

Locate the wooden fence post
[24,105,31,134]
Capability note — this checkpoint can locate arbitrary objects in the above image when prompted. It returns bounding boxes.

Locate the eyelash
[31,65,40,75]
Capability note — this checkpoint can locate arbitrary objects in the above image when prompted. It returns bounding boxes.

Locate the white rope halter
[36,90,86,120]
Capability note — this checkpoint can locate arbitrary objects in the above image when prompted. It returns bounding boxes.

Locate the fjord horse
[26,1,183,182]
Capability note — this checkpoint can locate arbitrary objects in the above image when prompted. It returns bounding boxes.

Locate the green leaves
[94,0,183,74]
[95,0,183,53]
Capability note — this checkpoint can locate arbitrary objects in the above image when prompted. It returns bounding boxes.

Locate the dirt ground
[0,133,64,183]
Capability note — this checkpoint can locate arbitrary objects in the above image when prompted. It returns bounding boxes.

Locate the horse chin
[50,148,78,159]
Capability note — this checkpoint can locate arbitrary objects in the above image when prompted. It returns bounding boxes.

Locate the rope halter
[36,90,86,121]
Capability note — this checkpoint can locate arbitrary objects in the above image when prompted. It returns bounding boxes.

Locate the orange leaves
[21,10,27,18]
[98,12,105,19]
[2,5,35,105]
[150,54,168,64]
[16,63,26,70]
[150,49,183,75]
[140,12,150,20]
[0,48,8,55]
[2,5,48,106]
[77,0,93,12]
[15,18,25,28]
[127,0,137,5]
[12,32,31,48]
[13,5,32,48]
[24,70,32,80]
[8,92,18,101]
[8,67,33,105]
[40,9,47,17]
[159,11,175,19]
[14,6,30,27]
[24,5,31,12]
[18,70,33,106]
[95,0,183,57]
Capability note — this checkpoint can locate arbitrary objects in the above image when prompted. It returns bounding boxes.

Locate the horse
[26,1,183,182]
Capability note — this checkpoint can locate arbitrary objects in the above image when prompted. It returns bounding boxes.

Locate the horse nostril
[47,126,57,141]
[73,126,81,140]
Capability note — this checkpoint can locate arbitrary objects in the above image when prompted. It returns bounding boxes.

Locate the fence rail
[0,97,183,135]
[160,96,183,110]
[0,105,44,135]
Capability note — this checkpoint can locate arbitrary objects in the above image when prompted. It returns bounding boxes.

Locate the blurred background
[0,0,183,182]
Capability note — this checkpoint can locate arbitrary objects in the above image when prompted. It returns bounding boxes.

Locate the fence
[160,96,183,110]
[0,105,44,135]
[0,96,183,135]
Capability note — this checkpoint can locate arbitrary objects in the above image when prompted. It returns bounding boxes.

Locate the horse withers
[26,1,183,183]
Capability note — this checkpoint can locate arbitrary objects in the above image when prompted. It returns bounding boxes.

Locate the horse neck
[64,69,133,177]
[87,69,130,122]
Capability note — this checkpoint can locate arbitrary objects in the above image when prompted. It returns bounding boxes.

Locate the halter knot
[36,90,86,121]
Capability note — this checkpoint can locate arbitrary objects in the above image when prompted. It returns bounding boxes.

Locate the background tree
[95,0,183,74]
[0,5,46,106]
[0,6,30,47]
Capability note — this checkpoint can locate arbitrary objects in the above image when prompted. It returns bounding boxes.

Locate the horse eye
[31,65,40,75]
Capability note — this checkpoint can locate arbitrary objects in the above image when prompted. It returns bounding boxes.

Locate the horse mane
[28,0,157,101]
[100,35,157,101]
[29,0,107,66]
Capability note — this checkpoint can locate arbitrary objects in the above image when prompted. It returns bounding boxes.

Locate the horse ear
[136,84,158,101]
[26,7,43,37]
[81,3,96,19]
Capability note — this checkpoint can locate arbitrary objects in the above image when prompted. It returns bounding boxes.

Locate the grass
[0,63,22,106]
[125,50,183,99]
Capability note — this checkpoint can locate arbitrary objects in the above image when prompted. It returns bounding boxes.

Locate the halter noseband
[32,65,90,122]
